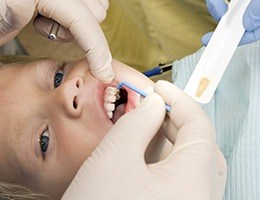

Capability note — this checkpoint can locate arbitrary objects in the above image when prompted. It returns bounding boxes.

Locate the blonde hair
[0,55,37,65]
[0,55,51,71]
[0,182,51,200]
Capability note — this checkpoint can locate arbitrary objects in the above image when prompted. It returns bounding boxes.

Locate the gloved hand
[62,80,227,200]
[202,0,260,46]
[0,0,114,82]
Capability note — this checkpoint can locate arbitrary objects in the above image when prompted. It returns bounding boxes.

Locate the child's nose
[55,76,84,118]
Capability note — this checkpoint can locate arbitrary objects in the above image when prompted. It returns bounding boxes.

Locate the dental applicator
[116,81,171,112]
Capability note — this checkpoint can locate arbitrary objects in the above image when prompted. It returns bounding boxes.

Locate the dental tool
[184,0,251,104]
[143,62,173,77]
[48,21,60,41]
[116,81,171,112]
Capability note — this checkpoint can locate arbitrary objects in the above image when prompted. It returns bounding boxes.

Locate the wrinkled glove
[0,0,114,82]
[62,81,227,200]
[202,0,260,46]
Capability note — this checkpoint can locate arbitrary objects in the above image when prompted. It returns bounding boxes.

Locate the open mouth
[104,86,128,124]
[112,89,128,123]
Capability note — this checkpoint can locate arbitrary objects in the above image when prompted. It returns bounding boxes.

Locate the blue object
[143,67,161,77]
[205,0,227,22]
[116,81,171,112]
[202,0,260,46]
[143,63,172,77]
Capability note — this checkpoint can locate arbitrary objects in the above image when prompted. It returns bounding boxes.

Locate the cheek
[47,125,104,194]
[35,125,103,199]
[54,121,108,165]
[81,109,113,135]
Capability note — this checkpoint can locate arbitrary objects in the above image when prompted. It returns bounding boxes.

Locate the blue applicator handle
[143,67,161,77]
[116,81,171,112]
[143,63,173,77]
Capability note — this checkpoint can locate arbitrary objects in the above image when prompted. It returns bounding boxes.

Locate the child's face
[0,58,153,199]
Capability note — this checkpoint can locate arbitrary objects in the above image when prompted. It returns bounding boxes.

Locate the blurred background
[14,0,216,75]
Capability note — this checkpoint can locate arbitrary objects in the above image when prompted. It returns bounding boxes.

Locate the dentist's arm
[0,0,114,82]
[62,81,227,200]
[202,0,260,46]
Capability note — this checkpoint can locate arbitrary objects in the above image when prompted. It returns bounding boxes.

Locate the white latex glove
[0,0,114,82]
[62,81,227,200]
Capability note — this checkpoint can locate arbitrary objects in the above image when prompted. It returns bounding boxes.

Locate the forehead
[0,59,37,95]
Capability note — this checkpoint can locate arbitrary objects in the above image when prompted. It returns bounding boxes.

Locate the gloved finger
[33,17,73,42]
[239,28,260,45]
[161,115,178,145]
[216,147,226,177]
[201,31,213,46]
[0,0,35,45]
[104,93,166,157]
[154,80,215,146]
[82,0,109,23]
[0,32,19,46]
[216,147,227,198]
[206,0,228,22]
[37,0,114,83]
[33,0,109,41]
[2,0,35,29]
[99,0,110,10]
[243,0,260,31]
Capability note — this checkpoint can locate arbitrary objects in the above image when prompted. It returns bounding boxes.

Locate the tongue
[112,104,126,124]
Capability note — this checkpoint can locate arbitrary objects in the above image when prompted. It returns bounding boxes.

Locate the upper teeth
[104,86,120,119]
